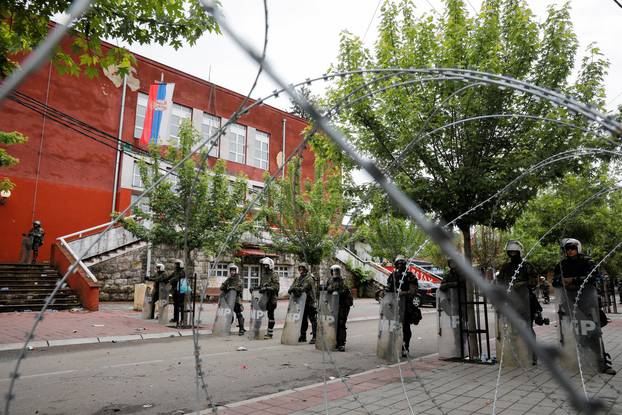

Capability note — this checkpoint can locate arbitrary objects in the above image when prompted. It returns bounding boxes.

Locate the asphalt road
[0,303,557,415]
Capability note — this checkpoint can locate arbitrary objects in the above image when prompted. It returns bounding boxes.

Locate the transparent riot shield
[316,290,339,351]
[377,292,405,362]
[281,292,307,345]
[157,283,170,325]
[213,289,238,336]
[141,282,155,319]
[248,288,268,340]
[557,285,604,374]
[496,285,532,369]
[437,287,464,359]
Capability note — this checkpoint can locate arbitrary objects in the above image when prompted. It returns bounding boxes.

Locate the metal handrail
[57,215,135,242]
[57,238,98,283]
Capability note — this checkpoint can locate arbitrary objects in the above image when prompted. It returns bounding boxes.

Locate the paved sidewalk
[210,315,622,415]
[0,298,391,350]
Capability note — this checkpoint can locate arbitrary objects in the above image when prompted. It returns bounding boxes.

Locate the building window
[132,161,144,188]
[253,131,269,170]
[202,113,221,157]
[133,92,148,138]
[210,263,229,278]
[227,123,246,164]
[130,194,151,213]
[169,103,192,144]
[275,266,292,279]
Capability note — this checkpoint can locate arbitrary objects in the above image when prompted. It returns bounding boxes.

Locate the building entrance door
[242,265,260,301]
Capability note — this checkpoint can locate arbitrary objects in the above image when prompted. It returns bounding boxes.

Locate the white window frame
[228,124,246,164]
[253,131,269,170]
[169,103,192,144]
[132,161,144,188]
[275,265,292,279]
[202,113,221,157]
[210,263,229,278]
[133,92,148,139]
[130,194,151,213]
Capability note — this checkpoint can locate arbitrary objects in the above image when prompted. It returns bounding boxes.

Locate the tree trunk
[459,223,480,359]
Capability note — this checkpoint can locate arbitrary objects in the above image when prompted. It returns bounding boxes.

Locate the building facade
[0,38,314,296]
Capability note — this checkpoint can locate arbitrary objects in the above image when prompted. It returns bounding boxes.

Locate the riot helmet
[228,263,239,274]
[33,220,41,227]
[298,262,309,275]
[155,263,165,272]
[330,264,342,278]
[505,240,524,257]
[259,257,275,271]
[394,255,407,271]
[561,238,581,255]
[174,259,184,269]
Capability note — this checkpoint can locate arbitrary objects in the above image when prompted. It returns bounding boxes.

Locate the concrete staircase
[82,240,147,267]
[0,264,81,312]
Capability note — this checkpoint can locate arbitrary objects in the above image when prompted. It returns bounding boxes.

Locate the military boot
[237,315,246,336]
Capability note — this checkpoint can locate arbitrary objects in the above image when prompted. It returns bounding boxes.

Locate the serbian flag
[140,83,175,145]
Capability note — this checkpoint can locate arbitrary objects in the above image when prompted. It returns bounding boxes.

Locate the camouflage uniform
[386,269,418,353]
[28,225,45,264]
[497,259,538,323]
[289,273,317,341]
[221,274,245,332]
[326,276,353,349]
[260,269,280,337]
[169,268,187,324]
[146,270,169,319]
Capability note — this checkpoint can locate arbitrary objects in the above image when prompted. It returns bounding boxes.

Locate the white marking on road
[0,369,77,382]
[106,359,164,368]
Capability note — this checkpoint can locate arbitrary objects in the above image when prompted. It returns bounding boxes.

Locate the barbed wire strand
[198,1,612,411]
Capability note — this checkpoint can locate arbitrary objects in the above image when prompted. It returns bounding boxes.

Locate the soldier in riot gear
[497,240,540,364]
[169,259,187,327]
[327,265,353,351]
[438,258,467,359]
[259,257,279,339]
[145,263,169,319]
[27,221,45,264]
[288,262,317,344]
[220,263,245,335]
[553,238,616,375]
[385,256,418,357]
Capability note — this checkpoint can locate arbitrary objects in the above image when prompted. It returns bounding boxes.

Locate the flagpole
[111,74,127,214]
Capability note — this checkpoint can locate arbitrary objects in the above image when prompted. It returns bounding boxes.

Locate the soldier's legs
[300,306,309,341]
[150,284,160,319]
[336,307,350,350]
[403,322,412,354]
[266,301,276,338]
[309,305,317,341]
[31,247,39,264]
[235,303,245,334]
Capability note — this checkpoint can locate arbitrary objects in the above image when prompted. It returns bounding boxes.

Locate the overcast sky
[122,0,622,113]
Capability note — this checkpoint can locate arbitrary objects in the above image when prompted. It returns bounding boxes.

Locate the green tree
[262,156,347,277]
[1,1,219,78]
[121,121,249,271]
[0,131,27,192]
[360,215,426,262]
[329,0,611,260]
[510,169,622,277]
[329,0,611,358]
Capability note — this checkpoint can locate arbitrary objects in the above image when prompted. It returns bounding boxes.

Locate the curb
[0,316,382,352]
[205,351,440,414]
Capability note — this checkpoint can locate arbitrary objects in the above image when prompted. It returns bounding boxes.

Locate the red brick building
[0,39,313,264]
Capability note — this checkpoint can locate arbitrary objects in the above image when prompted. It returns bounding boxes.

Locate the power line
[362,0,383,43]
[614,0,622,9]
